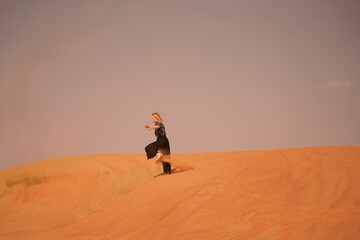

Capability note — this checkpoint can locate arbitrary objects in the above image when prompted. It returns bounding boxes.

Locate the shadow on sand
[153,168,192,178]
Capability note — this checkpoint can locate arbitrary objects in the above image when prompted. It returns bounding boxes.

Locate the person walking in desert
[145,112,193,175]
[145,112,172,174]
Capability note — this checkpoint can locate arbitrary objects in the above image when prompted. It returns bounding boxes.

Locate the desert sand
[0,147,359,240]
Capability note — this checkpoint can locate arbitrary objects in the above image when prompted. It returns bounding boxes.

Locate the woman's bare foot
[155,152,163,162]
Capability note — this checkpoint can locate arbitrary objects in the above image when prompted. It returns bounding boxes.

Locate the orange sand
[0,147,359,240]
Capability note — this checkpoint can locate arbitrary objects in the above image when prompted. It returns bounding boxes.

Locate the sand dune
[0,147,359,240]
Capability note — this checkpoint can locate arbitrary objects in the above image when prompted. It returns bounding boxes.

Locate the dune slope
[1,147,359,240]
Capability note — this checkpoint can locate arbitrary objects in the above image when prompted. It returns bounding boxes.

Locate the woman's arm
[145,125,160,130]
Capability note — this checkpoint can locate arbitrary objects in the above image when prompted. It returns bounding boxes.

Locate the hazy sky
[1,0,359,170]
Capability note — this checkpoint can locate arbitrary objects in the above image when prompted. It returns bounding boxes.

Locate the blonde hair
[152,112,164,123]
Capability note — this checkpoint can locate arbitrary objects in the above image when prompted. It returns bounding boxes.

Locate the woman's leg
[145,142,159,160]
[165,162,171,174]
[162,162,171,174]
[162,158,193,172]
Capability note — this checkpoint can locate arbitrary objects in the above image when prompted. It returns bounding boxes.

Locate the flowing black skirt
[145,135,171,174]
[145,135,171,160]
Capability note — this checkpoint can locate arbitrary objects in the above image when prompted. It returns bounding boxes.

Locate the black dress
[145,122,172,174]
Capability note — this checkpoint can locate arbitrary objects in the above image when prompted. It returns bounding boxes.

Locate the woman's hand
[145,125,151,130]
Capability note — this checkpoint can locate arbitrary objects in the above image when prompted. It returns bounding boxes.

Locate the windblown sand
[0,147,359,240]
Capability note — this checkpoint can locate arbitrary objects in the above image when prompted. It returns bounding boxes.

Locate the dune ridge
[0,147,359,240]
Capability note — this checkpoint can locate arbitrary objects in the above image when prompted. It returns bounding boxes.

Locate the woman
[145,112,172,175]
